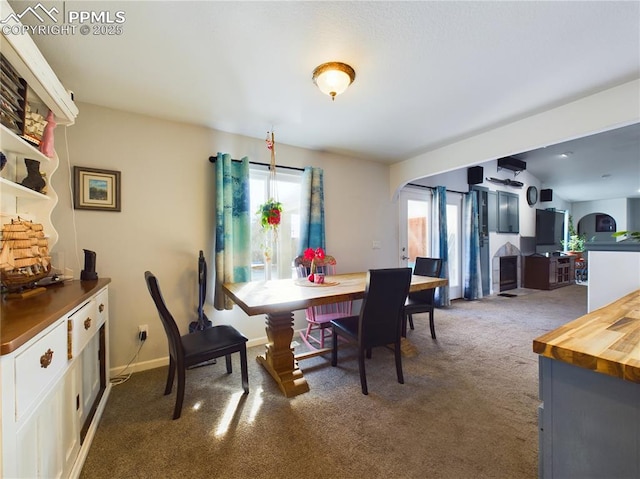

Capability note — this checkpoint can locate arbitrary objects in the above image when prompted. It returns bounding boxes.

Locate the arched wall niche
[577,212,618,242]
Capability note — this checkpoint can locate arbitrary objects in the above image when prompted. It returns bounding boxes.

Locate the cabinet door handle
[99,303,105,313]
[84,317,92,330]
[40,349,54,368]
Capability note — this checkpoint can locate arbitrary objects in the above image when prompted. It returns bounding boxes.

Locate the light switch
[372,240,381,249]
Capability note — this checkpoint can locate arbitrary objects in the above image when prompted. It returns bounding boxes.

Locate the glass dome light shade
[312,62,356,101]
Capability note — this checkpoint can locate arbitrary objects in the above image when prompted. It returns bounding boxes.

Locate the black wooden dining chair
[331,268,412,395]
[404,257,443,339]
[144,271,249,419]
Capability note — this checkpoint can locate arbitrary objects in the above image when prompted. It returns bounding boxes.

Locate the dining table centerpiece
[304,247,326,283]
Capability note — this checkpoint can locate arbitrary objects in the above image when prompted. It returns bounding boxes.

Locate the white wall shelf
[0,177,50,200]
[0,1,78,126]
[0,0,77,249]
[0,124,51,164]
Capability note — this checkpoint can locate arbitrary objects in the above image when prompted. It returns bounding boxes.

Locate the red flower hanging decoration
[258,131,281,231]
[258,199,282,230]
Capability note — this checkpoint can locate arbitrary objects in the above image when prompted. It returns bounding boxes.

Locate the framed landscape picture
[73,166,121,211]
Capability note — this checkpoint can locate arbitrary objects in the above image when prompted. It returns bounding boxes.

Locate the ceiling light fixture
[312,62,356,101]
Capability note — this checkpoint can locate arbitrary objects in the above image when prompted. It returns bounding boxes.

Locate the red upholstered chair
[293,255,353,350]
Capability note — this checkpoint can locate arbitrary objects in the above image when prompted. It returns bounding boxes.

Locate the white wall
[572,198,628,234]
[587,251,640,311]
[390,80,640,197]
[51,103,398,372]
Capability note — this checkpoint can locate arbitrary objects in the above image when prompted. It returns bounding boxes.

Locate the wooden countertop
[1,278,111,355]
[223,272,448,316]
[533,289,640,383]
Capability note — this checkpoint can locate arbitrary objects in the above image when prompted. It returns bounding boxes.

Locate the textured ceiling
[10,0,640,201]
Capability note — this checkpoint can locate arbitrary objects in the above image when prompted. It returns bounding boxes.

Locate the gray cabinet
[487,191,497,232]
[497,190,519,233]
[539,357,640,478]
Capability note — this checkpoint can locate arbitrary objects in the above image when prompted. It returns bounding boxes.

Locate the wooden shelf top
[533,289,640,383]
[1,278,110,355]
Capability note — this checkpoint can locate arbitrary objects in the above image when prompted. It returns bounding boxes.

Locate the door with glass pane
[399,188,431,270]
[400,187,462,299]
[446,193,463,299]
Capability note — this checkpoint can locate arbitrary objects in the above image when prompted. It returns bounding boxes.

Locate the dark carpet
[80,285,587,479]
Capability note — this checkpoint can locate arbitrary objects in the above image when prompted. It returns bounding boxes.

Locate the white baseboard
[109,336,274,376]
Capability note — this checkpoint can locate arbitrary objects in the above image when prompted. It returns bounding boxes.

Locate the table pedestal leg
[400,337,418,357]
[256,311,309,397]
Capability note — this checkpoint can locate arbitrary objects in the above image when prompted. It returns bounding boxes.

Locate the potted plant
[257,198,282,231]
[562,234,586,254]
[612,231,640,242]
[561,215,587,259]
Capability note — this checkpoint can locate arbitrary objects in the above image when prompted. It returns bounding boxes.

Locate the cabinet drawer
[95,288,108,328]
[68,299,98,360]
[15,320,68,420]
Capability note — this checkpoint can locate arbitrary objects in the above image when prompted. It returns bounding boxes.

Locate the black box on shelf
[540,189,553,202]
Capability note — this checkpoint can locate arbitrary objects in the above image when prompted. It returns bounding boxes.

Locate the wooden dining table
[223,271,448,397]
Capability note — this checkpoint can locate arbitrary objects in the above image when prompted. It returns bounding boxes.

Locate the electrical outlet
[138,324,148,341]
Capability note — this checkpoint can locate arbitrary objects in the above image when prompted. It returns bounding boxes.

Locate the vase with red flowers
[304,247,326,283]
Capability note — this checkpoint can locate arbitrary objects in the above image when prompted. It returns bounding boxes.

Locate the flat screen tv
[536,209,556,245]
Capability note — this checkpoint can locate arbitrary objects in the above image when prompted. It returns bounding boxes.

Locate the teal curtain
[432,186,450,307]
[214,153,251,310]
[463,190,483,300]
[298,167,325,253]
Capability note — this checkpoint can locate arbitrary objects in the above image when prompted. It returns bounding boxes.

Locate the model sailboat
[0,218,51,292]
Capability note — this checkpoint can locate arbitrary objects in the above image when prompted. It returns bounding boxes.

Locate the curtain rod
[406,183,468,195]
[209,156,305,172]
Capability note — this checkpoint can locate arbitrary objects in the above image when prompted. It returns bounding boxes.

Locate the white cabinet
[1,4,100,477]
[1,281,111,478]
[0,0,78,249]
[15,365,79,478]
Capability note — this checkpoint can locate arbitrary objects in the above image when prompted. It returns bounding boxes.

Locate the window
[249,166,302,280]
[406,197,430,268]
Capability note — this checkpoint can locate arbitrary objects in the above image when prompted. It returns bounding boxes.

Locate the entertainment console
[523,254,575,290]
